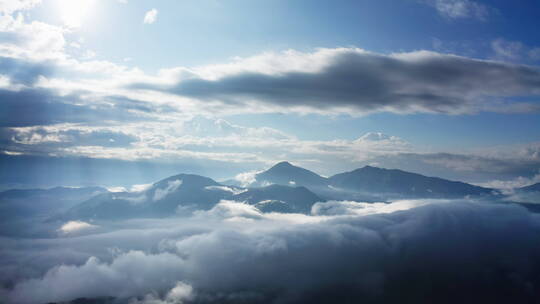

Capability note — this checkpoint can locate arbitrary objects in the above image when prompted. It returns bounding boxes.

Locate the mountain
[518,183,540,192]
[0,186,106,220]
[62,174,237,220]
[0,186,105,200]
[329,166,493,198]
[232,184,323,213]
[0,186,108,237]
[55,163,500,221]
[252,161,329,188]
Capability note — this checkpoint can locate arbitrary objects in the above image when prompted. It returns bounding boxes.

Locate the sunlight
[55,0,95,28]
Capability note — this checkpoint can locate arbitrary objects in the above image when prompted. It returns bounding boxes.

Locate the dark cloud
[3,200,540,303]
[135,50,540,114]
[0,88,157,127]
[0,57,55,85]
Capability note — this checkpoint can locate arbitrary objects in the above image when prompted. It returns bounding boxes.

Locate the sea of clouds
[2,199,540,303]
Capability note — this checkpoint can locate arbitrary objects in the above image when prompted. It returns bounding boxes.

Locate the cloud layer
[4,199,540,303]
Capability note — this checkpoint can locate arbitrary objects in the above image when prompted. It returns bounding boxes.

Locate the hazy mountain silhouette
[53,162,500,221]
[519,183,540,192]
[329,166,493,198]
[62,174,233,220]
[0,186,106,220]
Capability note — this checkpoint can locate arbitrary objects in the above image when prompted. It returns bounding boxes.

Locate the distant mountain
[0,186,106,220]
[55,163,500,221]
[519,183,540,192]
[62,174,237,220]
[0,186,105,200]
[232,184,323,213]
[329,166,493,198]
[252,161,329,188]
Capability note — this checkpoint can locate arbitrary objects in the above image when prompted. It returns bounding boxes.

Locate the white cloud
[311,199,446,216]
[153,179,182,201]
[233,170,262,187]
[143,9,158,24]
[58,220,97,234]
[131,282,194,304]
[107,186,127,192]
[204,185,247,195]
[131,183,153,192]
[0,0,41,14]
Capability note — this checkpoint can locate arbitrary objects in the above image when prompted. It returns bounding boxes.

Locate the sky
[1,0,540,189]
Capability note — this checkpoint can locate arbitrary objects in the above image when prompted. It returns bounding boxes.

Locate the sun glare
[55,0,95,28]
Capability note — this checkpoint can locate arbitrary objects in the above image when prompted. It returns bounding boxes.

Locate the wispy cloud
[143,8,158,24]
[422,0,490,20]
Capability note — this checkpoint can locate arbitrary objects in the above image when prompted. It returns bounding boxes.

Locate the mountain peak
[272,161,294,168]
[255,161,328,188]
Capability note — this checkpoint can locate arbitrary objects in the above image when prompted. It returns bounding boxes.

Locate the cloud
[2,117,539,186]
[311,199,436,216]
[491,38,524,61]
[475,172,540,190]
[134,48,540,115]
[0,0,41,14]
[0,88,152,127]
[0,57,55,85]
[143,9,158,24]
[153,179,182,201]
[204,185,246,195]
[530,48,540,61]
[58,220,97,234]
[422,0,489,20]
[5,200,540,303]
[131,282,194,304]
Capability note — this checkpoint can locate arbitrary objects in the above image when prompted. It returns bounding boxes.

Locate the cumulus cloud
[143,9,158,24]
[4,199,540,303]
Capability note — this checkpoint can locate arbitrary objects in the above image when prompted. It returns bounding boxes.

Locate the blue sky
[1,0,540,189]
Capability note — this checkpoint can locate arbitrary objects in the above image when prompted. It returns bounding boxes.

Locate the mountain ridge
[48,162,498,221]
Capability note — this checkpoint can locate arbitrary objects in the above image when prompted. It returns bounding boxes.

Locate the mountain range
[234,161,493,198]
[2,162,526,224]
